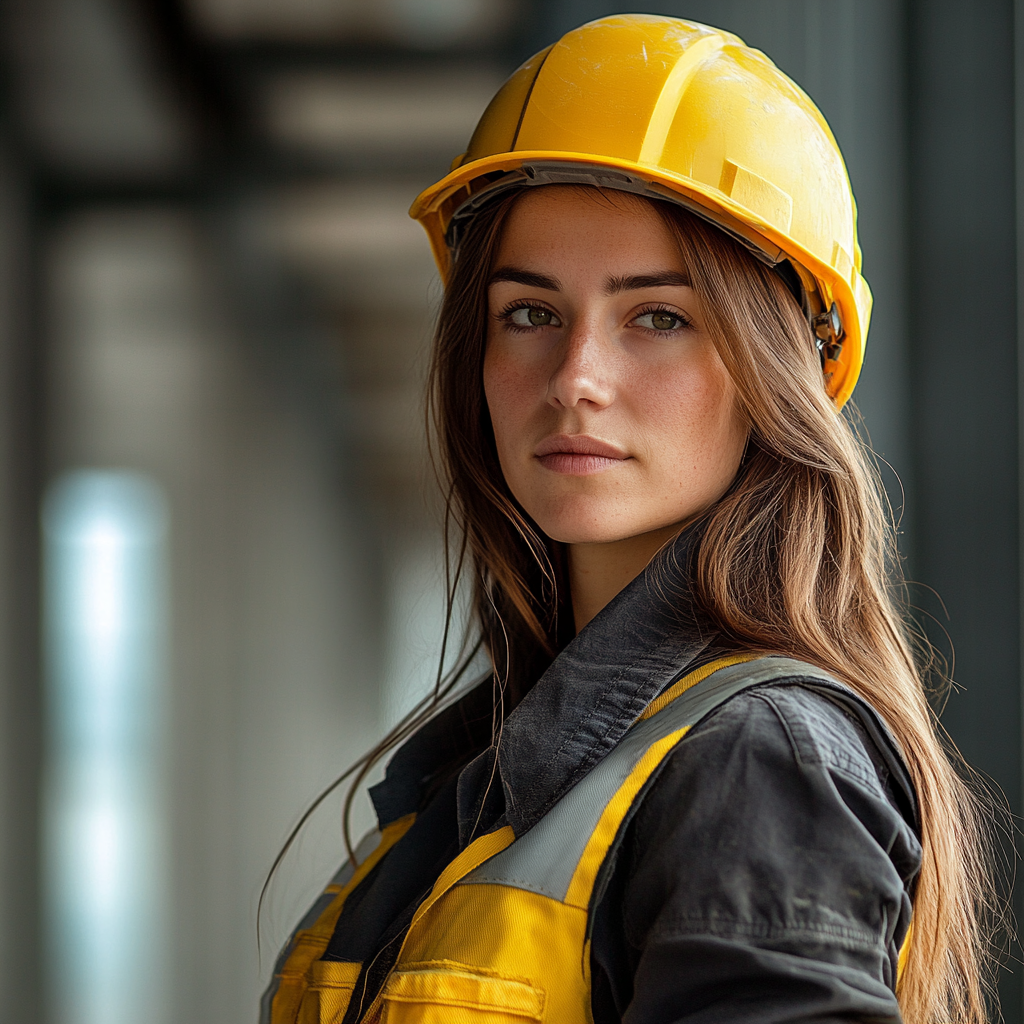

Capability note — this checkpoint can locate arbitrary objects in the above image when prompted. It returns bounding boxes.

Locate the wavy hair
[425,186,999,1024]
[271,185,999,1024]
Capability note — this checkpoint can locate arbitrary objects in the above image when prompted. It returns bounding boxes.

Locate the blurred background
[0,0,1019,1021]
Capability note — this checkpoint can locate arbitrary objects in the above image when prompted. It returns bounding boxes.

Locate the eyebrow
[488,266,690,293]
[489,267,562,290]
[605,271,690,293]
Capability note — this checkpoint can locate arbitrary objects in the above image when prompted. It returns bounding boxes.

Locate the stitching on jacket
[648,913,882,950]
[461,876,562,900]
[540,631,699,809]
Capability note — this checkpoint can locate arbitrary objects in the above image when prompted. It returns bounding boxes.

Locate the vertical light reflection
[43,471,170,1024]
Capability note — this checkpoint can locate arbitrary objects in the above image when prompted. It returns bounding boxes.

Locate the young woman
[263,15,994,1024]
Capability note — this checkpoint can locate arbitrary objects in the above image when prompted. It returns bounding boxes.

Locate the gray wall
[0,0,518,1019]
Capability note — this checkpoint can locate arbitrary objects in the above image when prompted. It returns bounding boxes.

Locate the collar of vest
[370,524,718,838]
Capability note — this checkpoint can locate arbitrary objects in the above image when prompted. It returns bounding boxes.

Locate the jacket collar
[495,525,714,835]
[370,525,716,838]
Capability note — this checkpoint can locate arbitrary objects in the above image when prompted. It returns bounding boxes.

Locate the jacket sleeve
[589,684,921,1024]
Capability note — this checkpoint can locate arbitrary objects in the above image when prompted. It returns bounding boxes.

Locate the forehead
[495,186,684,270]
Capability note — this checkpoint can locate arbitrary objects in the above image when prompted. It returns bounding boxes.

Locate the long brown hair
[427,185,999,1023]
[273,185,1000,1023]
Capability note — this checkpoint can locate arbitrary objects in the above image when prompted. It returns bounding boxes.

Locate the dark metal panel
[0,137,45,1023]
[908,0,1020,822]
[908,0,1020,1015]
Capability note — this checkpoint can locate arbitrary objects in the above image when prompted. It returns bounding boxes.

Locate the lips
[534,434,629,475]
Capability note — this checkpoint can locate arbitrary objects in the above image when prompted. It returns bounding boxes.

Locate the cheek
[483,344,537,448]
[482,346,512,441]
[642,356,744,472]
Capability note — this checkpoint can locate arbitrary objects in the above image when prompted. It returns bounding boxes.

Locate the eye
[633,309,688,331]
[501,304,562,329]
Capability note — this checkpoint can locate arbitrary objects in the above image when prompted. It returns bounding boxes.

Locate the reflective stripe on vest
[267,655,879,1024]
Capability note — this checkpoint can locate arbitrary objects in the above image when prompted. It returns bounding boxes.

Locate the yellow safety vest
[264,655,905,1023]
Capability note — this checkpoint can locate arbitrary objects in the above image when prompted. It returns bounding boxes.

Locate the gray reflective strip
[258,827,382,1024]
[461,657,835,902]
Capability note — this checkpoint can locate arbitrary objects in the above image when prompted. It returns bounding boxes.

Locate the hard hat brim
[410,150,869,409]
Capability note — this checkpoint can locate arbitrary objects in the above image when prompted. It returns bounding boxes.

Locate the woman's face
[484,187,749,547]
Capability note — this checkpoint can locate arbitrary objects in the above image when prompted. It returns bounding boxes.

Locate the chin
[529,506,645,546]
[526,492,704,547]
[539,525,627,545]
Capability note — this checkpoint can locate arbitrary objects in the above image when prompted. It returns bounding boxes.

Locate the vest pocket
[380,961,545,1023]
[298,961,361,1024]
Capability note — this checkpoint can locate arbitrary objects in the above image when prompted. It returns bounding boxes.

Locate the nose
[547,317,614,410]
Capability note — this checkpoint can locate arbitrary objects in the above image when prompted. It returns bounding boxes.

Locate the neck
[568,523,685,632]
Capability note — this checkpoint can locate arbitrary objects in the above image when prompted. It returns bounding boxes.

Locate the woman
[263,15,994,1024]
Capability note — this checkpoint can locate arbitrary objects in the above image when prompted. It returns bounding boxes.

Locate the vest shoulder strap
[460,655,883,904]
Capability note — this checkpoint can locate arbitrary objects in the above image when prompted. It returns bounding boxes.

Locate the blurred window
[43,471,170,1024]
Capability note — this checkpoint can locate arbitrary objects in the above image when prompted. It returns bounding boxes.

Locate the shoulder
[689,682,900,802]
[623,679,921,940]
[590,678,920,1019]
[638,681,919,868]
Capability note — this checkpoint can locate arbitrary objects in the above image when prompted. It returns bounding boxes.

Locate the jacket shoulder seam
[742,685,882,790]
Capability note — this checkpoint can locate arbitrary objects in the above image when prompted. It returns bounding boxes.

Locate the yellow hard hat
[410,14,871,407]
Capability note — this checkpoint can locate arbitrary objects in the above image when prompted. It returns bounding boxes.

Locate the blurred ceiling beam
[261,68,503,169]
[185,0,514,48]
